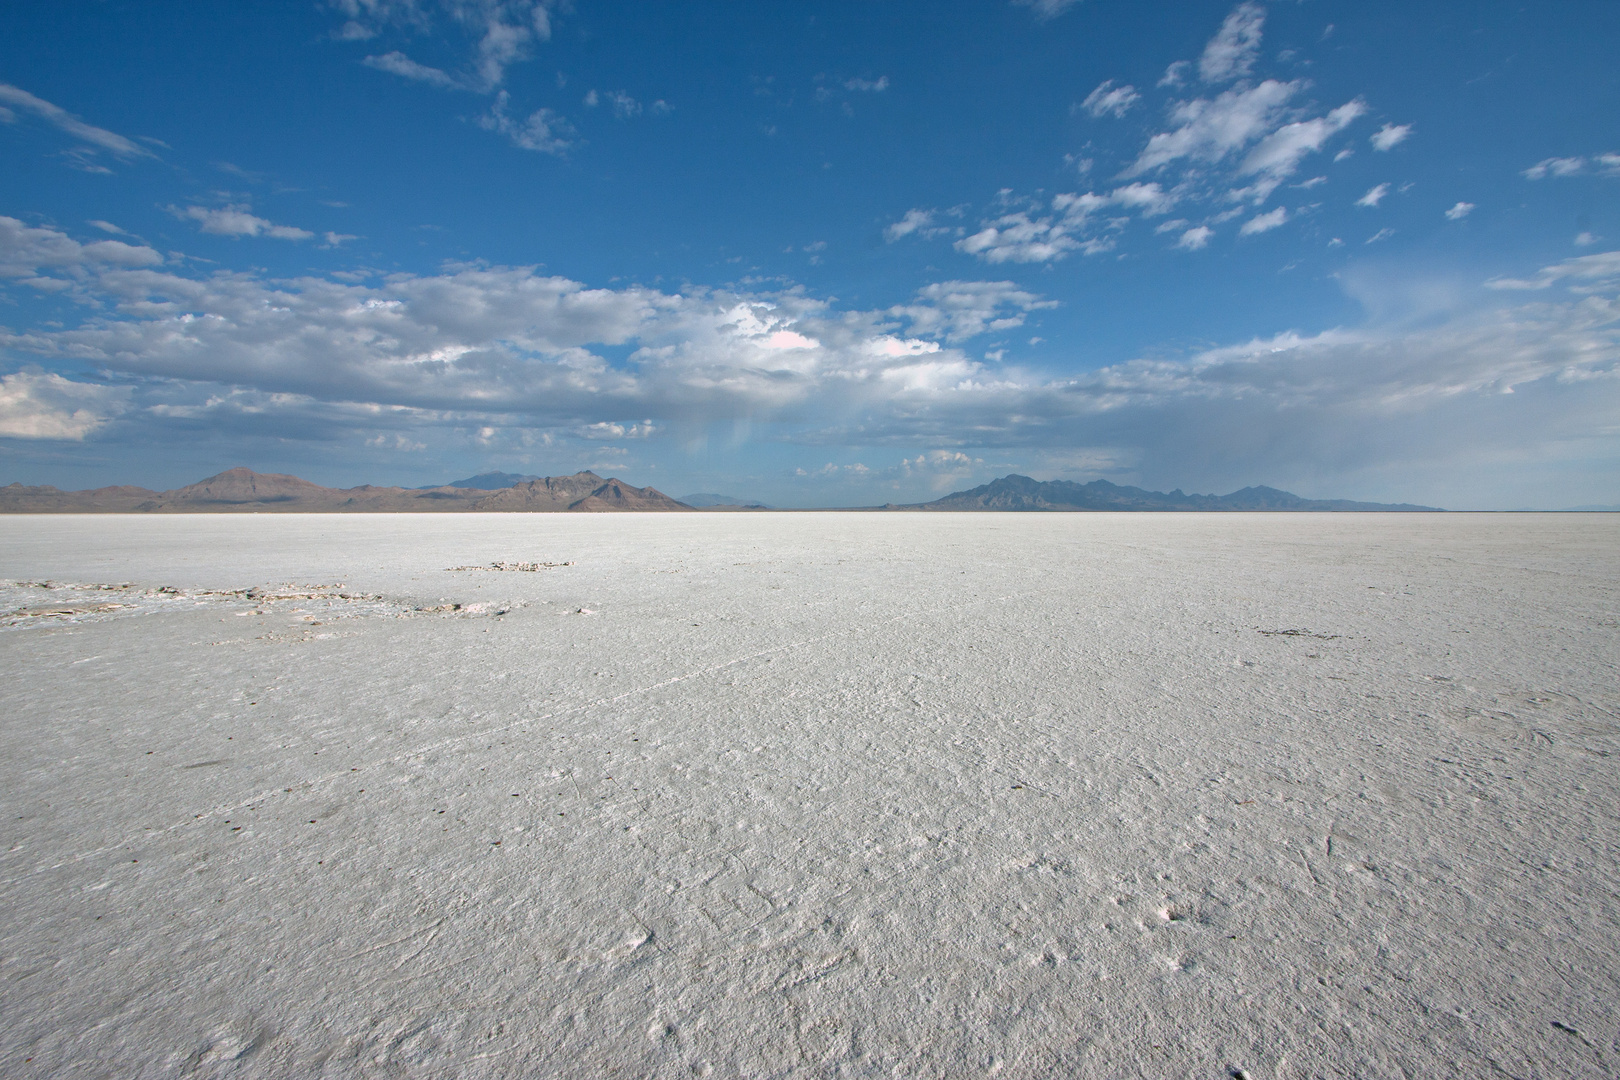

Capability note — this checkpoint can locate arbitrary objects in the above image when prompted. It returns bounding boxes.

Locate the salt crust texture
[0,513,1616,1079]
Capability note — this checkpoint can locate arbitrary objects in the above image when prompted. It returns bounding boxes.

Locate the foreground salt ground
[1,514,1616,1079]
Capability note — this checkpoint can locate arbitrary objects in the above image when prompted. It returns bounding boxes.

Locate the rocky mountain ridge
[902,474,1442,511]
[0,468,691,513]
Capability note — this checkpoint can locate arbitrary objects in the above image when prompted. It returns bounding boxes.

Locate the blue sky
[1,0,1616,508]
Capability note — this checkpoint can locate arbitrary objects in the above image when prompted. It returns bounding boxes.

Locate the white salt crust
[0,512,1616,1078]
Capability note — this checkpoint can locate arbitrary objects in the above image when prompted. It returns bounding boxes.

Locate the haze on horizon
[1,0,1616,510]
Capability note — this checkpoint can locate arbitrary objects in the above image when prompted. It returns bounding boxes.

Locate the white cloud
[1484,249,1620,290]
[167,204,316,241]
[87,220,129,235]
[1012,0,1081,20]
[362,51,462,90]
[479,91,574,154]
[1081,80,1140,119]
[1575,232,1598,247]
[1108,182,1177,216]
[1365,228,1395,244]
[0,83,156,162]
[955,185,1179,263]
[0,218,1062,432]
[1370,123,1412,151]
[604,90,641,118]
[1158,61,1191,89]
[1199,3,1265,83]
[1524,156,1586,180]
[890,281,1059,342]
[0,371,128,440]
[1524,153,1620,180]
[4,218,1618,500]
[335,1,559,93]
[1126,80,1300,177]
[0,216,163,280]
[1177,225,1214,250]
[1445,202,1475,221]
[884,209,936,242]
[956,213,1079,264]
[1239,207,1287,236]
[1356,183,1390,208]
[844,76,889,93]
[1237,99,1367,195]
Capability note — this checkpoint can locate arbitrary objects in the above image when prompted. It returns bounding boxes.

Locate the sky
[1,0,1617,509]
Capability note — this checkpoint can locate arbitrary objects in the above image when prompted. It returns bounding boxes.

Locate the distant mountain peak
[910,475,1441,512]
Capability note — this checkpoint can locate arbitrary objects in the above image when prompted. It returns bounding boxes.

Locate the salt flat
[1,513,1616,1079]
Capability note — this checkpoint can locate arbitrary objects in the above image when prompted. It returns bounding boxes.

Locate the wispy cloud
[1523,153,1620,180]
[1355,183,1390,208]
[1198,3,1265,83]
[1079,80,1140,120]
[1445,201,1474,221]
[166,204,316,241]
[1370,123,1412,151]
[363,51,463,90]
[1011,0,1082,21]
[337,0,558,93]
[0,83,156,162]
[1239,206,1286,236]
[480,91,574,154]
[1176,225,1214,250]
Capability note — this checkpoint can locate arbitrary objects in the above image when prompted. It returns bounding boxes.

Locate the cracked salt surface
[1,512,1617,1078]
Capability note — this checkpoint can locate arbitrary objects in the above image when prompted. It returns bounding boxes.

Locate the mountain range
[0,468,690,513]
[901,475,1441,511]
[0,469,1444,513]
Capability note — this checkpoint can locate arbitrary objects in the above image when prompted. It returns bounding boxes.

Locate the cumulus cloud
[0,83,156,163]
[843,76,889,93]
[1176,225,1214,250]
[1356,183,1389,208]
[0,371,128,440]
[0,217,1056,431]
[0,216,163,282]
[1239,207,1287,236]
[1445,201,1475,221]
[1198,3,1265,83]
[167,204,316,241]
[956,212,1081,264]
[1080,81,1140,119]
[480,91,574,154]
[1370,123,1412,151]
[3,218,1617,499]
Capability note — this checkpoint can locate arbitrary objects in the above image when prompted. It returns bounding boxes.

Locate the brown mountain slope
[470,473,689,511]
[566,478,690,512]
[162,467,335,505]
[0,469,693,513]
